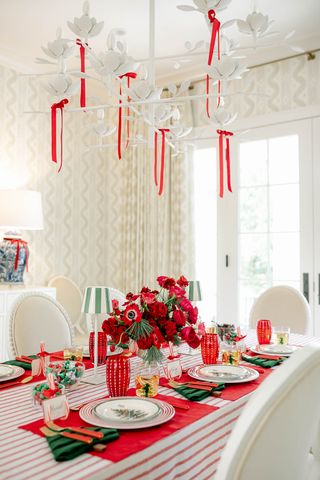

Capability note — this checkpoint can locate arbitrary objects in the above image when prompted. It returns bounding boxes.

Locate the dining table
[0,330,317,480]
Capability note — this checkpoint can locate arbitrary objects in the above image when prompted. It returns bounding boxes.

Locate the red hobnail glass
[89,332,107,365]
[106,356,131,397]
[201,333,219,364]
[256,319,272,344]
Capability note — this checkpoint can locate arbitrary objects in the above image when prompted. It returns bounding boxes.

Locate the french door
[194,118,319,333]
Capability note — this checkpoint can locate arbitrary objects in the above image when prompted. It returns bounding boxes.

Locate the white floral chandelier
[35,0,300,197]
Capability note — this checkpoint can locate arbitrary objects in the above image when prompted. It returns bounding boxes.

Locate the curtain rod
[188,48,319,88]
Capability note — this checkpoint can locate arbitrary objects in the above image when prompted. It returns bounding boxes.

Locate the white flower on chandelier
[237,12,273,38]
[67,1,104,40]
[220,35,239,57]
[89,49,138,77]
[44,74,79,98]
[210,105,237,127]
[151,104,178,125]
[206,56,248,81]
[92,109,117,137]
[127,79,163,102]
[170,125,193,138]
[42,29,74,60]
[177,0,232,14]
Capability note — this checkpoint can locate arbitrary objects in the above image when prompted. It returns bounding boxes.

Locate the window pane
[270,233,300,282]
[240,187,268,233]
[239,234,269,287]
[193,148,217,322]
[239,140,268,186]
[269,184,300,232]
[269,135,299,184]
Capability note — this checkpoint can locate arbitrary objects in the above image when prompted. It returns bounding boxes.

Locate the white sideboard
[0,286,56,361]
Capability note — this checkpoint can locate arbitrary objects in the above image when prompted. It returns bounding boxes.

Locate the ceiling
[0,0,319,85]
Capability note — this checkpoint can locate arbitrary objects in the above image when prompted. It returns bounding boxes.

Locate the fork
[40,426,93,444]
[46,421,104,439]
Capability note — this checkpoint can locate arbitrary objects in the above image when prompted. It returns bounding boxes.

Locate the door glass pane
[193,148,217,323]
[239,134,300,323]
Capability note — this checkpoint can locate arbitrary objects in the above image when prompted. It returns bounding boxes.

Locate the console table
[0,286,56,361]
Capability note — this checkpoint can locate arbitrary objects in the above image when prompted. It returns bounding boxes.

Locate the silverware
[46,421,104,439]
[0,375,33,389]
[40,426,93,444]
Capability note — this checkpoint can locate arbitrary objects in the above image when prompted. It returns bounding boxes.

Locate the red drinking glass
[106,356,131,397]
[201,333,219,364]
[256,319,272,344]
[89,332,107,365]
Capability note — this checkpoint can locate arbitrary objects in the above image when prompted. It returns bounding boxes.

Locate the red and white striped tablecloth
[0,331,317,480]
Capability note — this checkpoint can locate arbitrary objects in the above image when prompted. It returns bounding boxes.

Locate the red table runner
[20,390,218,462]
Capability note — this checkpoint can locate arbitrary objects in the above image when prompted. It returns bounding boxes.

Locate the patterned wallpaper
[0,53,318,295]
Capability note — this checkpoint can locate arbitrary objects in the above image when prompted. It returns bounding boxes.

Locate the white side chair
[86,286,126,332]
[48,275,86,343]
[249,285,311,334]
[215,343,320,480]
[8,292,74,357]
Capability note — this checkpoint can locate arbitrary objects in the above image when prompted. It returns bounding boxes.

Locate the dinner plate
[80,397,175,429]
[250,344,299,356]
[188,364,259,384]
[0,365,25,382]
[82,346,123,357]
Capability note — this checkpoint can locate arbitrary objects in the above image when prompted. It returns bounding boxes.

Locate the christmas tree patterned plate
[188,364,259,384]
[250,344,299,356]
[80,397,175,429]
[0,365,25,382]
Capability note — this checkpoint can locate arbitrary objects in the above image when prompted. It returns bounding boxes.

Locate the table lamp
[82,286,111,385]
[0,189,43,283]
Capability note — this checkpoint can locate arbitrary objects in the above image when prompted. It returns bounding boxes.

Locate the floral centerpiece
[102,275,201,363]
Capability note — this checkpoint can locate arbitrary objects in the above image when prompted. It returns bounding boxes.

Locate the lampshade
[0,189,43,230]
[82,286,112,314]
[187,280,202,302]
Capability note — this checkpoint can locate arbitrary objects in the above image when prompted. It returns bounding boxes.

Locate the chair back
[215,343,320,480]
[48,276,84,335]
[8,292,74,356]
[249,285,311,334]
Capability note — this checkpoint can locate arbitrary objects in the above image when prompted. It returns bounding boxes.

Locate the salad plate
[250,344,300,356]
[80,397,175,429]
[0,365,25,382]
[188,364,259,383]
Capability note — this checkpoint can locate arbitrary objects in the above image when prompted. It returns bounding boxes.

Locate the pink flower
[168,286,186,298]
[157,276,176,289]
[112,299,119,310]
[188,306,198,325]
[181,326,201,349]
[173,309,186,327]
[179,298,193,312]
[177,275,189,287]
[141,292,156,305]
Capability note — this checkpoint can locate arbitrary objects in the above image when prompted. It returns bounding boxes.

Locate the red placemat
[19,390,218,462]
[160,367,273,402]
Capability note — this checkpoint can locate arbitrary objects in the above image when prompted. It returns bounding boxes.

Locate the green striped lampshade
[82,286,112,314]
[187,281,202,302]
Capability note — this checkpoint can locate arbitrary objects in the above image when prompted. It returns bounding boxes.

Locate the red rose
[157,302,167,317]
[137,334,154,350]
[163,320,177,339]
[188,306,198,325]
[177,275,189,287]
[141,292,156,305]
[179,298,193,312]
[180,326,200,349]
[157,276,176,289]
[112,299,119,310]
[173,309,186,327]
[124,304,142,323]
[168,286,186,298]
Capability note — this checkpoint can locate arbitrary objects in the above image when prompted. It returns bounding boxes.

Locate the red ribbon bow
[76,39,87,108]
[206,9,221,118]
[117,72,137,160]
[217,129,233,198]
[4,238,29,271]
[51,98,69,172]
[154,128,170,196]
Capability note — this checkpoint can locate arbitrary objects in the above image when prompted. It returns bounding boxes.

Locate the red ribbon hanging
[51,98,69,173]
[76,39,86,108]
[117,72,137,160]
[206,9,221,118]
[3,238,29,271]
[216,129,233,198]
[154,129,170,196]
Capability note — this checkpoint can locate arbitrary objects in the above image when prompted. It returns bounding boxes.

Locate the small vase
[201,333,219,364]
[221,339,241,366]
[256,319,272,345]
[89,332,107,365]
[135,360,160,398]
[106,356,131,397]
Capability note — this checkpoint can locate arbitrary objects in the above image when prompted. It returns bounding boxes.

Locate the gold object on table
[135,364,160,398]
[64,345,83,361]
[273,327,290,345]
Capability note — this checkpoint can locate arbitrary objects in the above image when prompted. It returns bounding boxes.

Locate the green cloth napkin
[4,355,37,370]
[242,354,284,368]
[45,427,119,462]
[173,383,225,402]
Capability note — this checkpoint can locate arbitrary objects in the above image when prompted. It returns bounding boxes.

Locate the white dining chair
[48,275,86,343]
[86,286,126,332]
[8,292,74,357]
[215,343,320,480]
[248,285,311,334]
